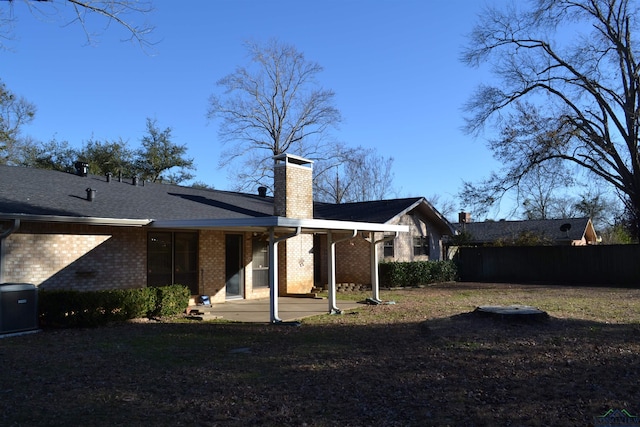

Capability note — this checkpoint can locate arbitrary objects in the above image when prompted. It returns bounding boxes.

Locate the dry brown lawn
[1,282,639,426]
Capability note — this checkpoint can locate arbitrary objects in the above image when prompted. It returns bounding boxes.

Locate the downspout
[327,229,357,314]
[369,231,399,303]
[0,219,21,284]
[268,226,302,323]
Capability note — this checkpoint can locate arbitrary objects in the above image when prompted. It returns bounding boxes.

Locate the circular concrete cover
[474,305,548,320]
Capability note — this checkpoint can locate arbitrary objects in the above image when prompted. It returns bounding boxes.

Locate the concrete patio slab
[205,297,362,323]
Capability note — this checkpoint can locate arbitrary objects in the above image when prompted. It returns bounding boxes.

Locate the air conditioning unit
[0,283,38,335]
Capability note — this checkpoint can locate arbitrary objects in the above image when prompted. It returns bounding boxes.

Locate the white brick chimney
[272,153,315,294]
[273,153,313,219]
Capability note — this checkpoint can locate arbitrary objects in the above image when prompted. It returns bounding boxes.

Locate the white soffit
[149,216,409,234]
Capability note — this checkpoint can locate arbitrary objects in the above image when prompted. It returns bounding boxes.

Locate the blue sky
[2,0,506,219]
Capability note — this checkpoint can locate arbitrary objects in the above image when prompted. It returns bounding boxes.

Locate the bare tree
[207,39,342,192]
[427,193,458,223]
[1,0,155,50]
[520,161,574,220]
[314,146,396,203]
[462,0,640,238]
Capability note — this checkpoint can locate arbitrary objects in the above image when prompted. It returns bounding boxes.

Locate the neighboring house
[2,154,450,322]
[454,213,599,246]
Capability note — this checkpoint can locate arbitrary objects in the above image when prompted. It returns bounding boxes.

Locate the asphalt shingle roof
[1,166,453,234]
[313,198,423,223]
[457,217,593,243]
[0,165,273,221]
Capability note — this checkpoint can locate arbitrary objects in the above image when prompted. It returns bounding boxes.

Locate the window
[413,236,430,256]
[148,232,198,294]
[383,237,395,258]
[252,235,269,288]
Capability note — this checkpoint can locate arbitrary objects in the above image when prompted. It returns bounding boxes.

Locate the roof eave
[0,213,152,227]
[388,197,457,235]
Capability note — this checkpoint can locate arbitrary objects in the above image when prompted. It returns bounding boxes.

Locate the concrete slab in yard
[201,297,362,323]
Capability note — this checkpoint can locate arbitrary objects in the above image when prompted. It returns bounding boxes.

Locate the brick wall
[4,222,145,291]
[3,222,307,300]
[336,237,371,283]
[198,230,226,302]
[279,234,314,294]
[316,234,372,286]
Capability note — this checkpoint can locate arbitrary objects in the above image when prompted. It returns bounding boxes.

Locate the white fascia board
[0,213,151,227]
[150,216,409,233]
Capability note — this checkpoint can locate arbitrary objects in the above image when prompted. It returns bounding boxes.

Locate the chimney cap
[273,153,314,167]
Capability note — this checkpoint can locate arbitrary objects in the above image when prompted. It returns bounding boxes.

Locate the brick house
[0,154,450,321]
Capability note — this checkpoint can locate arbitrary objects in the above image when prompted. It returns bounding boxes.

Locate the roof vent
[258,186,267,197]
[106,172,112,183]
[86,188,96,202]
[74,161,89,177]
[132,176,138,186]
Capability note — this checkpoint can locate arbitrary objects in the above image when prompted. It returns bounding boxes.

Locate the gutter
[0,213,151,227]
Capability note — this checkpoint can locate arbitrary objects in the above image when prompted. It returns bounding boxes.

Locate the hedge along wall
[38,285,190,328]
[379,261,458,288]
[454,245,640,286]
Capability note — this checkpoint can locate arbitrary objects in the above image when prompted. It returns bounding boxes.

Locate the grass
[1,282,640,426]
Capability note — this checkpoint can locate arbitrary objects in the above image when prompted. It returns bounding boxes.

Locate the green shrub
[38,285,189,328]
[151,284,190,317]
[379,260,457,287]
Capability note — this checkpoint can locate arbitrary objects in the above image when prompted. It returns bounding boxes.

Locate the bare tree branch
[0,0,155,50]
[461,0,640,237]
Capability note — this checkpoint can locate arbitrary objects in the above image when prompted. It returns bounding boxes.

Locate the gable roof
[0,166,416,235]
[457,217,598,244]
[314,197,456,235]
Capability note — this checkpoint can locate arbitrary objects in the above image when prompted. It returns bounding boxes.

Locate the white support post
[369,232,399,303]
[268,226,302,324]
[268,228,281,323]
[327,231,339,314]
[327,229,357,314]
[370,233,381,302]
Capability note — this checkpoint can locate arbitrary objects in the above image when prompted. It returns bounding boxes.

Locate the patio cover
[151,216,409,323]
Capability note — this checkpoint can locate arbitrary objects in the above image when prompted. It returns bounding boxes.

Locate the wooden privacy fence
[454,245,640,286]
